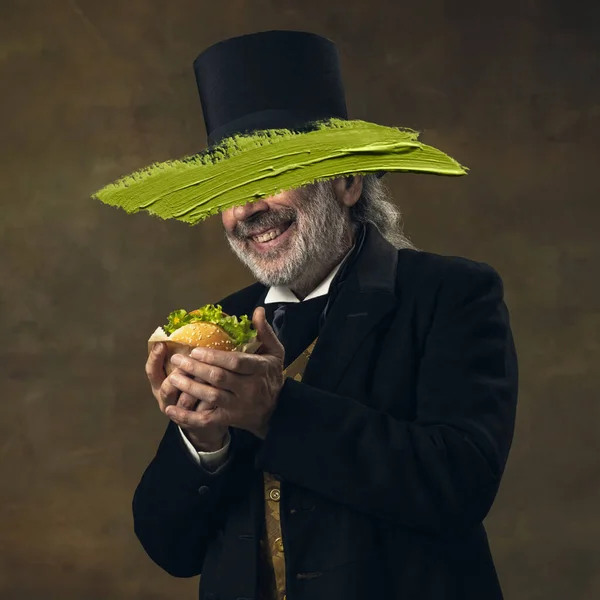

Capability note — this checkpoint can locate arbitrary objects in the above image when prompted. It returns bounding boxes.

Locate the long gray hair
[318,174,420,250]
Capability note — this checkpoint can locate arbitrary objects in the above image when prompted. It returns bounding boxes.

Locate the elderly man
[124,31,518,600]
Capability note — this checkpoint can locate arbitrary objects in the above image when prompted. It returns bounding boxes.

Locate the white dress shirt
[178,243,355,472]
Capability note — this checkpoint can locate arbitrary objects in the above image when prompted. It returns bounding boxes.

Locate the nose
[232,198,269,222]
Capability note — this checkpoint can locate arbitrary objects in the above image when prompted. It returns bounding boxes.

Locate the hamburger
[148,303,262,375]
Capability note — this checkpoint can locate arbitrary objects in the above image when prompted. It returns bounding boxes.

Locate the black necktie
[266,297,328,369]
[271,302,295,340]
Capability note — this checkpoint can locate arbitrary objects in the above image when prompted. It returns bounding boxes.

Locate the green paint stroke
[92,118,468,226]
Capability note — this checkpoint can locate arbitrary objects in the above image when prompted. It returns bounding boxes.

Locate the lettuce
[163,303,257,346]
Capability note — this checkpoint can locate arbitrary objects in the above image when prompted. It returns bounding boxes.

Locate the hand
[165,307,285,439]
[145,342,229,451]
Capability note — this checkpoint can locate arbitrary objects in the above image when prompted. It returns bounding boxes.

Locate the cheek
[221,214,236,236]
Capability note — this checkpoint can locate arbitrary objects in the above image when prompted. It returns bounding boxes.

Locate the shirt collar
[263,242,356,304]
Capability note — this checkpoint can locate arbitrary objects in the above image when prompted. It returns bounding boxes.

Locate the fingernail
[165,406,174,417]
[191,348,204,360]
[154,343,163,353]
[169,374,183,385]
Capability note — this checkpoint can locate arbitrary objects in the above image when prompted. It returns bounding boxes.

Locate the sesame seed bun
[169,322,238,351]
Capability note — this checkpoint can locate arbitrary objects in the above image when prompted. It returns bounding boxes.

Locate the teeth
[252,224,289,243]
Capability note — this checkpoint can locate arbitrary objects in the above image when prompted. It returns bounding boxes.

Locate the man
[108,30,518,600]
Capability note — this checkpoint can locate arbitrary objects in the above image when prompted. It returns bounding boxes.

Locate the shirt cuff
[177,425,231,472]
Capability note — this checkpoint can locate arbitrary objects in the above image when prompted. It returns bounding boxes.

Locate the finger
[146,342,167,391]
[177,391,198,411]
[251,306,285,361]
[169,372,225,407]
[166,405,223,429]
[156,367,190,412]
[188,346,258,376]
[171,354,240,392]
[177,391,216,412]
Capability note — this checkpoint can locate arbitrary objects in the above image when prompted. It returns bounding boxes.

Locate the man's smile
[249,221,295,251]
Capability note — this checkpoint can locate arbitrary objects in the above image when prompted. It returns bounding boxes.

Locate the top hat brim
[91,118,468,226]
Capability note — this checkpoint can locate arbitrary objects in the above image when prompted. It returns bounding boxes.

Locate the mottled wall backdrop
[1,1,598,598]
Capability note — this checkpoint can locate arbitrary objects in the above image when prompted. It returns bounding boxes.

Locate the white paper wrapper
[148,326,263,376]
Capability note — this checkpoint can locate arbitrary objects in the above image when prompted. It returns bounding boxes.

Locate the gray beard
[223,181,354,299]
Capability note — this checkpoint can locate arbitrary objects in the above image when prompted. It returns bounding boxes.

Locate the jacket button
[274,537,284,553]
[268,488,281,501]
[198,486,210,496]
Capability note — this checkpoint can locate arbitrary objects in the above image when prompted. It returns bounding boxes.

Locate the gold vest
[256,338,318,600]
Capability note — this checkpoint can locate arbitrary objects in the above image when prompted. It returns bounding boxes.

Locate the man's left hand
[166,307,285,440]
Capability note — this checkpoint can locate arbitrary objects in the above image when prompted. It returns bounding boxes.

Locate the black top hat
[92,30,467,225]
[193,30,349,147]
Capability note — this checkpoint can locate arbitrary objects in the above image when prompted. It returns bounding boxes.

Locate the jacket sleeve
[253,263,518,535]
[132,421,255,577]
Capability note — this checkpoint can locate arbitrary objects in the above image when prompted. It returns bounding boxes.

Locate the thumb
[253,306,284,358]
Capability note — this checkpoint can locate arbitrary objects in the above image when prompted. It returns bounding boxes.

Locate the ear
[340,174,363,208]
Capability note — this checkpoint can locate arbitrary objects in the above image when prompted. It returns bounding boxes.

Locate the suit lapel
[301,287,396,393]
[301,225,398,392]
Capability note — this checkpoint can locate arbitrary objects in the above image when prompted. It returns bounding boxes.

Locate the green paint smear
[91,118,468,226]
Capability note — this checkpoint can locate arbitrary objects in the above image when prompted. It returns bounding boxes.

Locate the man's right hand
[146,342,230,452]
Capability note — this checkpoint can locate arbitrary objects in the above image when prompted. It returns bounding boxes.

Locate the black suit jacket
[133,224,518,600]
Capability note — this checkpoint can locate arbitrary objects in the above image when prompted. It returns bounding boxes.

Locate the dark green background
[1,1,598,598]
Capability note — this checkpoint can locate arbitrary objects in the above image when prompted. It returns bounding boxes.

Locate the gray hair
[317,174,420,250]
[350,174,419,250]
